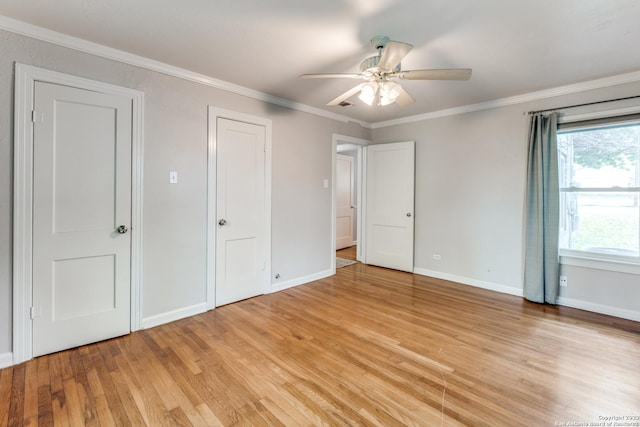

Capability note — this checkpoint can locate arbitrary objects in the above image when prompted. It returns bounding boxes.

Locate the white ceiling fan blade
[398,69,472,80]
[327,83,366,106]
[300,73,362,79]
[394,85,415,106]
[378,40,413,70]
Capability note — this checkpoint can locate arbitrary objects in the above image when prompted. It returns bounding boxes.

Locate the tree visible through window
[558,118,640,259]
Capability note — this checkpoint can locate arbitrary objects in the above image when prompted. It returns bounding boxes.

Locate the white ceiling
[2,0,640,124]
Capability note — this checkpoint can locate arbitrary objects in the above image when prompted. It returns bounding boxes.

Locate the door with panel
[215,118,267,306]
[365,141,415,272]
[32,81,132,357]
[336,153,355,250]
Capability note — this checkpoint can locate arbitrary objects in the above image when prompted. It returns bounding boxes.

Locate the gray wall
[2,26,638,360]
[0,29,369,356]
[372,83,640,318]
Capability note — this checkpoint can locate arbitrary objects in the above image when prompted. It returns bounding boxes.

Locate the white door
[365,141,415,272]
[216,118,267,306]
[336,154,355,250]
[32,81,132,357]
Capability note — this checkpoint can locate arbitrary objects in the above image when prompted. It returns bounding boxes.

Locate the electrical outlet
[432,254,442,261]
[559,276,568,287]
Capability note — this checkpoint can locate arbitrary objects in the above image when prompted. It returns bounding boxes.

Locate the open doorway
[332,134,369,270]
[336,150,356,251]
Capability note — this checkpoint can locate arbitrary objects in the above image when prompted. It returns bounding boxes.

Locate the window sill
[560,251,640,275]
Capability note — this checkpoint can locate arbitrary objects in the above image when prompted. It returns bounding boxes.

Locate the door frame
[335,153,356,250]
[206,107,272,310]
[12,63,144,365]
[332,134,370,268]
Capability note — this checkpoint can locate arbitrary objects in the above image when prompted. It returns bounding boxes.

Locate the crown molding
[371,70,640,129]
[3,14,640,130]
[0,15,369,128]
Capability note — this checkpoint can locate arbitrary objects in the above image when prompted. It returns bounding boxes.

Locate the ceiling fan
[300,36,472,107]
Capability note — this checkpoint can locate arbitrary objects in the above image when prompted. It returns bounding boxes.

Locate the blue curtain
[524,112,560,304]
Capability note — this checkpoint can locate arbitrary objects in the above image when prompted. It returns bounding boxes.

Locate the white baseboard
[413,267,524,297]
[268,268,334,294]
[141,302,208,330]
[413,268,640,322]
[142,269,336,329]
[557,297,640,322]
[0,352,13,369]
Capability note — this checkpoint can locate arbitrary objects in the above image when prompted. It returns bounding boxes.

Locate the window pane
[560,192,639,256]
[557,124,639,188]
[558,121,640,259]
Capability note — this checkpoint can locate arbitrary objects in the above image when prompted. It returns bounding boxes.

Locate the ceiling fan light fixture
[301,35,470,108]
[379,82,401,106]
[359,82,378,105]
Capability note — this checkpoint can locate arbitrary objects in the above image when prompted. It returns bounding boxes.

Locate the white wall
[372,83,640,320]
[0,28,369,359]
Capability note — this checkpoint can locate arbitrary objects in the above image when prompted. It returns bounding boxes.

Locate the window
[557,115,640,261]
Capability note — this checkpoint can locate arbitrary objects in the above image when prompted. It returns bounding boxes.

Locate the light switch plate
[169,171,178,184]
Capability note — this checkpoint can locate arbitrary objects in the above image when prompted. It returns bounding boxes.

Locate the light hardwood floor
[336,245,357,261]
[2,258,639,426]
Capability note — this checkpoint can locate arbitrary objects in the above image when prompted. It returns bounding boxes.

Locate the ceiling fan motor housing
[360,55,381,73]
[360,55,401,74]
[301,35,470,107]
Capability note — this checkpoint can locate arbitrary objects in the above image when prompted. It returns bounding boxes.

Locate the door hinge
[31,110,44,124]
[30,306,40,319]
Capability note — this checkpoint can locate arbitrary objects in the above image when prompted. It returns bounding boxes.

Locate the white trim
[360,147,368,264]
[268,269,334,294]
[414,267,524,297]
[206,110,216,310]
[557,297,640,322]
[557,110,640,276]
[206,107,272,310]
[130,84,145,332]
[332,134,369,265]
[336,143,363,152]
[12,63,144,364]
[3,15,640,131]
[12,63,33,365]
[141,303,208,330]
[415,268,640,322]
[560,255,640,275]
[0,15,367,129]
[559,105,640,124]
[331,144,336,273]
[371,70,640,129]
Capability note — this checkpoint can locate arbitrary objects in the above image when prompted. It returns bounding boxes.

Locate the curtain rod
[527,94,640,115]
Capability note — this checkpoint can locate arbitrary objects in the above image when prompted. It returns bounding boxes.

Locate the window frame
[556,108,640,273]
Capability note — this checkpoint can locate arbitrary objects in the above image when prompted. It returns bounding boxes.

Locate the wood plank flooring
[2,259,639,426]
[336,246,357,261]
